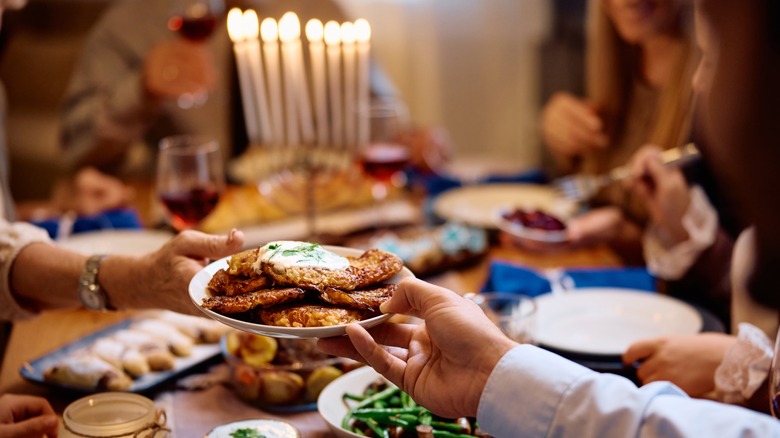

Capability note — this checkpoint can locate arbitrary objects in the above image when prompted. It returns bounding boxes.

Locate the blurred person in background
[321,0,780,434]
[60,0,450,181]
[540,0,697,263]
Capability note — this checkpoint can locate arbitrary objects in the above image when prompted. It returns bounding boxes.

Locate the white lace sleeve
[714,323,773,404]
[0,219,53,320]
[643,185,718,280]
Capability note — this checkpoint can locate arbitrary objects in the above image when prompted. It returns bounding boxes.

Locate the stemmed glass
[157,135,224,231]
[167,0,224,107]
[359,101,411,227]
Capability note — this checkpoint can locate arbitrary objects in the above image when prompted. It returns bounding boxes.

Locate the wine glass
[359,102,411,227]
[167,0,224,107]
[157,135,225,231]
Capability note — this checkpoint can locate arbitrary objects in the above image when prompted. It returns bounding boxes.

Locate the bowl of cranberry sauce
[495,207,569,243]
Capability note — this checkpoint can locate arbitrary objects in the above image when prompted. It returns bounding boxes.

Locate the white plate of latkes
[189,246,414,339]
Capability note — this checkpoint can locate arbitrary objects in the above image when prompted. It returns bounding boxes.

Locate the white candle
[324,20,343,148]
[261,18,284,145]
[278,12,300,145]
[341,21,357,149]
[306,19,328,147]
[354,18,371,148]
[287,12,315,144]
[227,8,260,144]
[243,10,273,145]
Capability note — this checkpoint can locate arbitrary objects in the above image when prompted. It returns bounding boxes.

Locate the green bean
[363,418,386,437]
[343,393,366,402]
[354,386,399,410]
[431,421,469,433]
[431,431,478,438]
[353,407,424,418]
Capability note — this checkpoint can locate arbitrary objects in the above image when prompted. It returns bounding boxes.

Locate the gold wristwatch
[78,255,113,311]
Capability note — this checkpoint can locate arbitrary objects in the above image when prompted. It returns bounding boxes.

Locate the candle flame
[323,20,341,46]
[243,10,259,40]
[261,17,278,42]
[354,18,371,43]
[227,8,246,42]
[279,12,301,43]
[340,21,356,45]
[305,19,324,43]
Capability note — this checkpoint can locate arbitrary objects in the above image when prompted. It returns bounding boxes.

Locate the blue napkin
[413,168,549,199]
[480,260,657,297]
[32,208,143,239]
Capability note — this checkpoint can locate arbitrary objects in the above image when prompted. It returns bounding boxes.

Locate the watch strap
[78,255,114,311]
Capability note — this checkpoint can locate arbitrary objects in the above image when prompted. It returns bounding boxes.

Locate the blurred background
[0,0,585,202]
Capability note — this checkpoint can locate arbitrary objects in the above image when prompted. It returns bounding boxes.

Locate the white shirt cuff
[714,322,773,404]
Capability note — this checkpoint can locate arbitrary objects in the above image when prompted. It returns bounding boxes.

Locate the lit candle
[324,20,343,148]
[261,18,284,145]
[341,21,356,149]
[306,19,328,147]
[280,12,315,145]
[355,18,371,148]
[243,10,273,145]
[278,12,300,145]
[227,8,260,143]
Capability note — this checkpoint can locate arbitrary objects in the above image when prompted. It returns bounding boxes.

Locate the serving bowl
[221,331,360,411]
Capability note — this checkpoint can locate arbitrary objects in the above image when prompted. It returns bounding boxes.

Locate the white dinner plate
[494,207,569,243]
[534,288,703,356]
[57,229,174,256]
[318,366,386,438]
[432,183,577,229]
[189,246,414,339]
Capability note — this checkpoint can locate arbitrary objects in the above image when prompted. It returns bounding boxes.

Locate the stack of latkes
[202,242,404,327]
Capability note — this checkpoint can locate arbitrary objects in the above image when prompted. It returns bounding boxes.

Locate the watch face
[80,287,105,310]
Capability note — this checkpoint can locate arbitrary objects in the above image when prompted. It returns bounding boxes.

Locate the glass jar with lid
[61,392,168,438]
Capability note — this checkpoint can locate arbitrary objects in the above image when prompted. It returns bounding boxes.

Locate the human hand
[541,92,609,162]
[625,145,692,245]
[623,333,737,397]
[318,278,517,419]
[104,229,244,315]
[144,39,216,101]
[565,206,626,247]
[0,394,58,438]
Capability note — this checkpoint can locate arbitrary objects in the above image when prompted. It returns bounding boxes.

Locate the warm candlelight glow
[340,21,356,45]
[323,20,341,46]
[279,12,301,43]
[305,18,324,43]
[260,17,278,42]
[354,18,371,43]
[243,10,259,40]
[227,8,246,42]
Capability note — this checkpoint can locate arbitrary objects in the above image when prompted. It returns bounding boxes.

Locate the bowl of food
[222,331,361,411]
[495,207,570,243]
[318,366,490,438]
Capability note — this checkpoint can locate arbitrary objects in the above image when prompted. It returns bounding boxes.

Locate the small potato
[260,370,304,405]
[305,365,343,401]
[232,364,261,401]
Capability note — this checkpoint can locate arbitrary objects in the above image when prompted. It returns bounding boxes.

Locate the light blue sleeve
[478,345,780,438]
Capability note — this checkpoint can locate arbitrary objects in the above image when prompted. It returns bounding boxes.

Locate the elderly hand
[623,333,737,398]
[541,92,609,167]
[144,39,216,102]
[102,229,244,315]
[0,394,58,438]
[625,145,692,246]
[318,278,517,419]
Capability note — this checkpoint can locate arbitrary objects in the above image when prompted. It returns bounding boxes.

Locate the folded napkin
[412,168,548,199]
[32,208,143,240]
[481,260,657,297]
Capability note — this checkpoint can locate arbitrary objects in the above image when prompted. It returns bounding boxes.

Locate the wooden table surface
[0,184,622,434]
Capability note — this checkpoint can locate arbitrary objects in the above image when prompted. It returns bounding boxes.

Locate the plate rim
[431,183,573,229]
[533,287,704,356]
[317,366,384,438]
[188,245,413,339]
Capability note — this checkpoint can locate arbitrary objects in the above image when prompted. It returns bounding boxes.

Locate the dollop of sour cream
[254,241,349,271]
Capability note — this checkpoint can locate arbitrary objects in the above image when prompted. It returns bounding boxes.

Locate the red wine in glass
[360,143,410,183]
[160,186,220,230]
[167,14,217,42]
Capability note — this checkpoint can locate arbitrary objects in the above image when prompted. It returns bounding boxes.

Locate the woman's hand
[625,145,692,245]
[103,229,245,315]
[623,333,737,397]
[0,394,58,438]
[541,92,609,166]
[318,278,517,419]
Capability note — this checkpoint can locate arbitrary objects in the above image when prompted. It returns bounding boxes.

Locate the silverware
[552,142,700,203]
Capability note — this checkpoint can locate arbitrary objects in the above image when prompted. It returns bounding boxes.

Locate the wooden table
[0,184,622,435]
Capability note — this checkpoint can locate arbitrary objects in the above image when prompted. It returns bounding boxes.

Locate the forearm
[10,243,86,312]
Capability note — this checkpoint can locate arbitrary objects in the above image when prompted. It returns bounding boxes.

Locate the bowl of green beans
[317,366,492,438]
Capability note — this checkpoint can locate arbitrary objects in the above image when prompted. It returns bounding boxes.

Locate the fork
[552,142,700,203]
